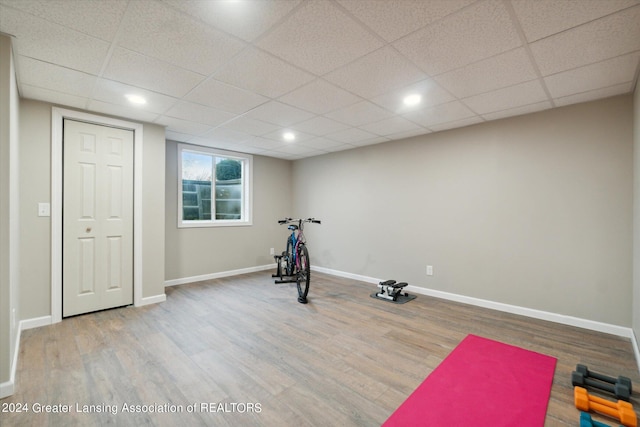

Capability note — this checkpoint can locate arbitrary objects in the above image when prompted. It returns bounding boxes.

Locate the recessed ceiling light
[125,94,147,105]
[403,94,422,106]
[283,131,296,142]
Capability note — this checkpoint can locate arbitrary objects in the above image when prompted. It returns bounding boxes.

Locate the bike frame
[273,217,321,304]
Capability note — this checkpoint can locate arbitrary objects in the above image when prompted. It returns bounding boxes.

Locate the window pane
[215,158,242,220]
[182,152,212,221]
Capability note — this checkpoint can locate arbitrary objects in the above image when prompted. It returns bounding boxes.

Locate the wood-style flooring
[2,271,639,426]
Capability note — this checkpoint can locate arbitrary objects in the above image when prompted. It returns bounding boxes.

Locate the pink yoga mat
[383,334,557,427]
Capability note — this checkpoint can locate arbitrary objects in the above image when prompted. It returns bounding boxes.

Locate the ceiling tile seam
[385,0,485,46]
[478,99,548,120]
[328,0,389,46]
[86,0,137,112]
[516,3,640,44]
[502,0,555,108]
[157,0,255,46]
[457,76,543,111]
[0,2,118,44]
[540,49,640,80]
[552,81,636,103]
[242,0,307,45]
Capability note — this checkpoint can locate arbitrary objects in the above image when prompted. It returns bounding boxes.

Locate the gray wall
[18,99,166,318]
[293,95,634,327]
[164,140,292,281]
[634,85,640,343]
[0,34,20,396]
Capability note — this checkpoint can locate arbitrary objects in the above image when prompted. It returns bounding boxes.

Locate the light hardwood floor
[2,271,639,426]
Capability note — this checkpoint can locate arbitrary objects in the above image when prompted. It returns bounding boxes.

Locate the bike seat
[287,225,298,230]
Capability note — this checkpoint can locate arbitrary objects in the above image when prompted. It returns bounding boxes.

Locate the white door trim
[51,107,143,323]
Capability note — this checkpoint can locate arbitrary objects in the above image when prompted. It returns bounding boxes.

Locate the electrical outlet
[11,308,16,330]
[270,248,275,255]
[38,202,50,217]
[426,265,433,276]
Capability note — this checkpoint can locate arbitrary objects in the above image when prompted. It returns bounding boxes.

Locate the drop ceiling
[1,0,639,160]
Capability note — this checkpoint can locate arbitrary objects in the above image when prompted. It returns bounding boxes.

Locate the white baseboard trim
[631,331,640,375]
[165,264,275,287]
[0,320,22,399]
[312,265,380,285]
[312,266,635,339]
[21,315,52,330]
[137,294,166,307]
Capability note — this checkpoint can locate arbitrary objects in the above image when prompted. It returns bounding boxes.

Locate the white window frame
[177,143,253,228]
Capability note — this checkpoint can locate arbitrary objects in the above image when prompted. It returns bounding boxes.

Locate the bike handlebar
[278,217,321,225]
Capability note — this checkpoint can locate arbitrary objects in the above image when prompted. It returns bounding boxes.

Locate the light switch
[38,202,50,217]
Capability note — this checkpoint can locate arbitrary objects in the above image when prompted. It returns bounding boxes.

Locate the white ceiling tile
[290,116,350,135]
[299,137,348,150]
[323,143,356,153]
[325,100,394,127]
[336,0,474,42]
[359,116,423,136]
[434,48,537,98]
[244,101,315,126]
[428,116,485,132]
[262,129,315,143]
[0,0,128,41]
[480,101,552,121]
[349,136,390,147]
[199,127,253,144]
[187,136,245,152]
[271,143,325,156]
[117,0,246,76]
[278,79,362,114]
[213,47,315,98]
[87,100,160,123]
[0,6,110,74]
[164,101,237,127]
[553,83,633,107]
[220,116,280,136]
[17,56,97,97]
[161,0,302,42]
[256,0,383,75]
[403,100,477,128]
[463,80,549,115]
[154,116,213,135]
[20,84,88,109]
[385,128,433,141]
[511,0,638,42]
[185,78,269,114]
[93,78,178,114]
[544,53,640,99]
[325,127,378,143]
[371,79,455,113]
[165,129,192,143]
[393,0,521,75]
[325,46,428,99]
[530,6,640,76]
[103,48,206,98]
[243,136,287,151]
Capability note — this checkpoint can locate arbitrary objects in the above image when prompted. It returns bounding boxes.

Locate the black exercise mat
[370,292,417,304]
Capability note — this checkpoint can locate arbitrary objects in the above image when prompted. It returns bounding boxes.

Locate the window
[178,144,252,227]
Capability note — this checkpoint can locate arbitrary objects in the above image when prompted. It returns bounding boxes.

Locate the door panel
[63,119,134,317]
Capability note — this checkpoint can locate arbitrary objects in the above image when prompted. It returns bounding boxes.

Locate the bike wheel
[285,237,294,276]
[296,244,310,304]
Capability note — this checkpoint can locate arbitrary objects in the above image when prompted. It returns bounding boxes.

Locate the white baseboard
[165,264,275,287]
[21,315,52,330]
[632,331,640,375]
[312,266,635,339]
[136,294,166,307]
[0,319,22,399]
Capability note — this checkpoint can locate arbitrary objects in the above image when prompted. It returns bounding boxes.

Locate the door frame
[51,107,143,323]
